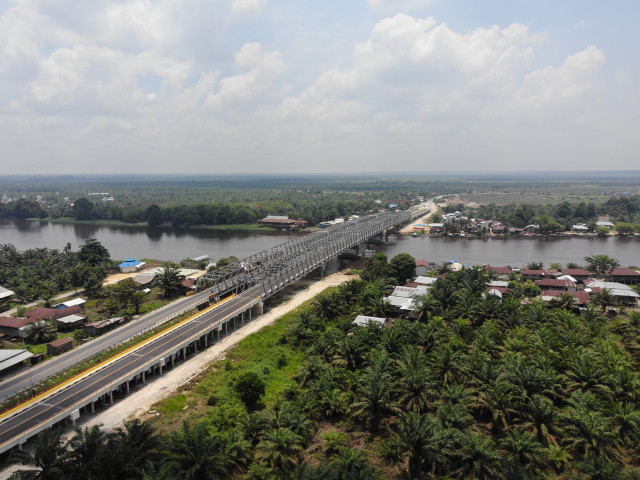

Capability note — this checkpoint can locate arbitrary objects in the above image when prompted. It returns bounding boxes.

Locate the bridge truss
[201,207,428,300]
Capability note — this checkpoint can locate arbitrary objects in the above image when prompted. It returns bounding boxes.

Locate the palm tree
[350,369,396,431]
[330,448,377,479]
[522,394,560,447]
[24,320,58,344]
[9,429,68,480]
[396,364,436,414]
[500,427,544,474]
[395,412,442,479]
[65,425,108,480]
[413,294,442,322]
[591,288,616,312]
[258,427,304,476]
[166,421,236,479]
[550,293,578,311]
[157,263,184,298]
[474,376,522,434]
[454,432,503,480]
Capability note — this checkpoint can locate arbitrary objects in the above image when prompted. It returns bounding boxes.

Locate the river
[1,220,638,268]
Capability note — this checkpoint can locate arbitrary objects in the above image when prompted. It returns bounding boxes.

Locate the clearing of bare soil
[81,271,354,432]
[399,201,439,234]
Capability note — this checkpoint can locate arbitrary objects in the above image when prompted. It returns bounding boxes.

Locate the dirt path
[80,272,354,431]
[399,200,439,234]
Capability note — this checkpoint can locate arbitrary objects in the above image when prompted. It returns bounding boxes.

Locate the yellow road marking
[0,294,236,422]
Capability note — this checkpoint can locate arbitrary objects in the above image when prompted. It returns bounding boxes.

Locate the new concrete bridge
[0,205,428,454]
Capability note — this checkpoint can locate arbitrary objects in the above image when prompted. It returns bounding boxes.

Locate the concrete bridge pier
[251,302,264,316]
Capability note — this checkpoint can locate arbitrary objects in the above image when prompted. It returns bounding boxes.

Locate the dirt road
[399,200,439,234]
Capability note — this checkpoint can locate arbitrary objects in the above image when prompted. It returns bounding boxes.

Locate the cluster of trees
[14,254,640,479]
[0,198,46,219]
[471,197,640,232]
[0,240,111,308]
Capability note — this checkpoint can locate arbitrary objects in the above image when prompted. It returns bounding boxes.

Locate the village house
[540,290,590,306]
[607,268,640,285]
[520,269,553,281]
[415,260,430,277]
[47,337,73,356]
[535,278,577,292]
[572,224,589,233]
[561,268,591,282]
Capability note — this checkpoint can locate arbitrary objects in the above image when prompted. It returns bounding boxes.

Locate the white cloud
[231,0,267,19]
[368,0,435,11]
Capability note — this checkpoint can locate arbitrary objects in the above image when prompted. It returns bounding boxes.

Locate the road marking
[0,294,236,423]
[0,294,259,449]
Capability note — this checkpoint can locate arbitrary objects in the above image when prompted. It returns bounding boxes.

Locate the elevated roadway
[0,205,430,453]
[0,288,219,402]
[0,287,261,453]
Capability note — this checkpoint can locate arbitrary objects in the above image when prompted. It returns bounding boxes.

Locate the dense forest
[9,255,640,479]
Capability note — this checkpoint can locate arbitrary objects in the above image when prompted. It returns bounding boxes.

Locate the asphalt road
[0,289,215,401]
[0,288,260,452]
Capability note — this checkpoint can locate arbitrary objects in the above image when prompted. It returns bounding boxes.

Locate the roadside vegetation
[9,252,640,479]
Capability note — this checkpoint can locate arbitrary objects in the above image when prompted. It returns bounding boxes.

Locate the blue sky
[0,0,638,174]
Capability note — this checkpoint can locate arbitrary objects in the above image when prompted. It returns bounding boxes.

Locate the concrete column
[126,381,130,394]
[217,328,220,340]
[91,402,95,414]
[251,301,264,316]
[109,391,113,405]
[171,355,175,367]
[204,335,208,347]
[224,321,227,335]
[194,341,198,353]
[182,347,186,359]
[142,371,146,384]
[159,363,163,375]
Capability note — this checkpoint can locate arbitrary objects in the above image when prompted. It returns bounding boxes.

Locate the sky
[0,0,638,175]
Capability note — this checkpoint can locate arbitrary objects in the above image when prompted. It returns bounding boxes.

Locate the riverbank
[30,217,277,232]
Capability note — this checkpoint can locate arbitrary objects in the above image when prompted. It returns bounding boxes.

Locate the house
[47,337,73,356]
[0,317,37,339]
[561,268,591,282]
[520,269,553,281]
[572,224,589,233]
[25,305,83,321]
[57,298,86,310]
[414,276,439,287]
[258,216,308,230]
[415,260,430,277]
[181,277,198,293]
[118,258,146,273]
[84,317,124,335]
[352,315,387,327]
[0,349,33,373]
[491,224,505,234]
[540,290,590,306]
[524,224,539,234]
[584,280,640,306]
[0,286,14,301]
[56,314,87,331]
[485,265,513,277]
[596,216,614,228]
[607,268,640,285]
[488,281,509,288]
[133,272,156,288]
[535,278,577,292]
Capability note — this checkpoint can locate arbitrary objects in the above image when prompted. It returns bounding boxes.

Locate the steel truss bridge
[201,207,427,300]
[0,206,428,454]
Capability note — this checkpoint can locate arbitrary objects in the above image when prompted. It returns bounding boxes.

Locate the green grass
[149,291,330,432]
[189,223,275,232]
